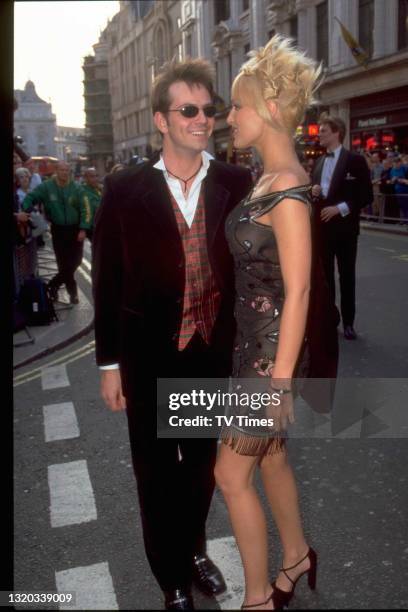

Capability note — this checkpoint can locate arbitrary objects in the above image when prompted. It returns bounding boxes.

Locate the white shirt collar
[326,145,343,161]
[153,150,214,175]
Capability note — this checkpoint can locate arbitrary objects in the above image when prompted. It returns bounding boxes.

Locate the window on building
[242,0,249,12]
[214,0,230,24]
[398,0,408,49]
[289,15,298,44]
[156,27,166,70]
[185,33,192,57]
[359,0,374,58]
[316,1,328,66]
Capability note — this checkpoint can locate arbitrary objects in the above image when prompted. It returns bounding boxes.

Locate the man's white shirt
[321,145,350,217]
[99,151,214,371]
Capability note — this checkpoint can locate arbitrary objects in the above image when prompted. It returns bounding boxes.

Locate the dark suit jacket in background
[92,158,253,402]
[312,147,373,236]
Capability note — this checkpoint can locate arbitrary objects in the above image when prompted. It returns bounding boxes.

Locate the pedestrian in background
[390,157,408,221]
[15,167,32,209]
[81,167,102,242]
[23,158,42,190]
[312,116,373,340]
[369,152,384,218]
[22,161,91,304]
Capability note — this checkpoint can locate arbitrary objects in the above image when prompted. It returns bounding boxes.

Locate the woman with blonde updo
[215,35,322,610]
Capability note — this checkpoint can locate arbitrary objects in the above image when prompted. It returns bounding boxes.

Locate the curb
[13,319,94,371]
[360,221,408,236]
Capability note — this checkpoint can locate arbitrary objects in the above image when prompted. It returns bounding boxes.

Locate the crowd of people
[12,153,103,304]
[241,149,408,223]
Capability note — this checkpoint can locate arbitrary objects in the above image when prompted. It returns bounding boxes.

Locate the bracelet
[270,386,292,396]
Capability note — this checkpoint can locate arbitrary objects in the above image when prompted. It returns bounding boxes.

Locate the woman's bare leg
[215,443,274,609]
[260,448,310,591]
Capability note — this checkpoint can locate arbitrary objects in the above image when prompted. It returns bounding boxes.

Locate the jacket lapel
[313,155,325,185]
[203,163,231,249]
[137,166,182,251]
[327,147,348,201]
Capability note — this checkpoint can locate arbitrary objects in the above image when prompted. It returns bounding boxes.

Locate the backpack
[17,277,58,326]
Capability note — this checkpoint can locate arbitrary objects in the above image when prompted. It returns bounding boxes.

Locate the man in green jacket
[23,161,91,304]
[81,167,102,242]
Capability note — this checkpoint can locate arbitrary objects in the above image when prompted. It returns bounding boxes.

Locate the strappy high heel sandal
[271,547,317,608]
[241,586,286,610]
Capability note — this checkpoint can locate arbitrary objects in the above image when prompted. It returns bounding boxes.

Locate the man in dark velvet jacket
[92,58,253,610]
[312,116,373,340]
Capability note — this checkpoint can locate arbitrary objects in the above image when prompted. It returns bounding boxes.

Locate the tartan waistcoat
[168,185,221,350]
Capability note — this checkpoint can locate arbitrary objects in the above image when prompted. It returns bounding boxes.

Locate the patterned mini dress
[222,184,312,457]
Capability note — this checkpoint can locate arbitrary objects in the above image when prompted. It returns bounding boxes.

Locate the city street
[13,231,408,610]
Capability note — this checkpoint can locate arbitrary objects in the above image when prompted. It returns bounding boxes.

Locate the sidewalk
[13,240,94,370]
[360,219,408,236]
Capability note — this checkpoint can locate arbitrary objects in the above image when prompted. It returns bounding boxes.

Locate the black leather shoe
[344,325,357,340]
[192,554,226,596]
[164,589,195,610]
[48,284,59,301]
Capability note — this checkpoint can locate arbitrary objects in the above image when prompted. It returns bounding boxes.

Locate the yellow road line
[13,346,95,388]
[78,264,92,283]
[13,340,95,382]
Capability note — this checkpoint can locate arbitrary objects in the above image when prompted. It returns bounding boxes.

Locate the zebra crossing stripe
[43,402,80,442]
[41,364,70,390]
[55,561,118,610]
[208,536,244,609]
[48,460,97,527]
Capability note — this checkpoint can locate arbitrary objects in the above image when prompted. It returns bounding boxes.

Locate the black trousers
[125,333,229,592]
[49,225,83,297]
[321,230,358,327]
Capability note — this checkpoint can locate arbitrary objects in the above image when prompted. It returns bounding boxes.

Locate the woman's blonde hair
[232,34,322,134]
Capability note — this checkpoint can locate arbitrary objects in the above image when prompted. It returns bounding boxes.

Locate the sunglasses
[167,104,217,118]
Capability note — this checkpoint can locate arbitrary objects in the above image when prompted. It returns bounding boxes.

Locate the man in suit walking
[311,116,373,340]
[92,59,252,610]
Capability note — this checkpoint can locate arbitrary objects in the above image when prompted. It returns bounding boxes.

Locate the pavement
[12,221,407,371]
[13,237,94,370]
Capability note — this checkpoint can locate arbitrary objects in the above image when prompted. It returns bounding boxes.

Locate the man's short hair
[151,58,215,114]
[319,116,346,143]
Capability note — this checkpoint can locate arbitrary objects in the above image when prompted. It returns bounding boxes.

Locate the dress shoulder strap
[247,185,312,219]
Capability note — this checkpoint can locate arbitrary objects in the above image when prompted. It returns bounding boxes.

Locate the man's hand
[321,205,340,223]
[311,184,322,198]
[100,369,126,412]
[77,229,86,242]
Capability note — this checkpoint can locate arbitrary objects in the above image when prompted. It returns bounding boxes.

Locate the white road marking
[81,257,91,271]
[41,364,70,390]
[208,536,244,609]
[43,402,80,442]
[48,460,97,527]
[55,561,118,610]
[78,264,92,283]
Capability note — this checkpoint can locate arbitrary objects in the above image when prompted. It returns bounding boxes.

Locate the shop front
[350,86,408,155]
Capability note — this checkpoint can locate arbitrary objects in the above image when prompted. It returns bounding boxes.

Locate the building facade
[14,80,57,158]
[91,0,408,165]
[55,126,87,163]
[103,0,183,163]
[82,29,114,175]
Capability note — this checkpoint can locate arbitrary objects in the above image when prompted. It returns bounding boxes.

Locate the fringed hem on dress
[221,429,286,458]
